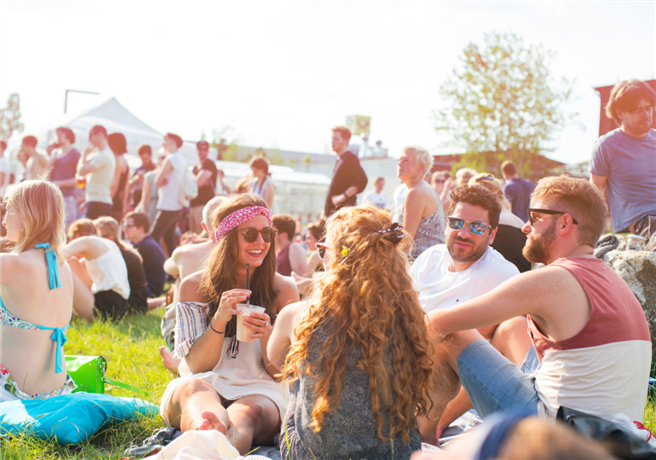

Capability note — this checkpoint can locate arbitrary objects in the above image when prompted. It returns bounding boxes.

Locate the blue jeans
[457,339,540,419]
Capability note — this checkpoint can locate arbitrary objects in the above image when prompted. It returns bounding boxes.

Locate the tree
[434,32,574,175]
[0,93,25,142]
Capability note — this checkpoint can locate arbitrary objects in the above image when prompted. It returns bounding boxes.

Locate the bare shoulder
[274,273,300,310]
[277,300,308,325]
[179,269,209,303]
[0,252,22,283]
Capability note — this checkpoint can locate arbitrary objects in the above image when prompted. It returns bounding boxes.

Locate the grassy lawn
[1,308,655,459]
[0,310,171,460]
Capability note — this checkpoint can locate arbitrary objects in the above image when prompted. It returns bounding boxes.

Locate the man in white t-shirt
[412,185,527,444]
[78,125,116,219]
[362,177,389,209]
[151,132,185,256]
[0,140,9,198]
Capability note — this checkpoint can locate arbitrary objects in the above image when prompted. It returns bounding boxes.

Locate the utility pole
[64,89,99,114]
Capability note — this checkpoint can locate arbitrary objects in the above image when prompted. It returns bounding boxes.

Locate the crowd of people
[0,78,654,459]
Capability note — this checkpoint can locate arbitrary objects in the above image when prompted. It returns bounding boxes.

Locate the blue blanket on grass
[0,392,158,445]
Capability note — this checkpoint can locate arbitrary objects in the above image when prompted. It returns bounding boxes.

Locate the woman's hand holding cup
[243,311,273,340]
[213,289,251,325]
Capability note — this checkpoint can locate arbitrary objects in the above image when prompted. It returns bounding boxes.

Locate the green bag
[65,355,148,397]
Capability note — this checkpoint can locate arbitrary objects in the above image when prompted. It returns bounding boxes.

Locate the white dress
[160,301,286,424]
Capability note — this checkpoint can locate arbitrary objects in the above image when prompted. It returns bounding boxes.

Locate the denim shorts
[457,339,540,419]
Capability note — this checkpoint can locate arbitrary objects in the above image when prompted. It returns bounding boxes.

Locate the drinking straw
[246,263,250,306]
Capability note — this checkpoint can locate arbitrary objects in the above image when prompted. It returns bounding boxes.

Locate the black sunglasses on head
[238,227,278,243]
[528,208,579,226]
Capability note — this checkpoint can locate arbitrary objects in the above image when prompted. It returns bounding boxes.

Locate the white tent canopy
[8,97,207,167]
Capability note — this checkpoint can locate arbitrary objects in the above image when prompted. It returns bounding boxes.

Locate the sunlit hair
[56,126,75,144]
[89,125,107,138]
[67,218,98,240]
[285,205,433,443]
[272,214,295,240]
[497,417,615,460]
[4,180,66,258]
[94,216,142,262]
[403,145,432,177]
[165,132,183,148]
[137,144,152,156]
[469,173,511,211]
[306,218,326,241]
[202,196,230,233]
[331,125,352,143]
[449,185,501,228]
[455,167,477,186]
[501,160,518,176]
[22,135,38,148]
[108,132,127,155]
[532,175,606,247]
[606,79,656,125]
[249,156,270,176]
[200,194,279,337]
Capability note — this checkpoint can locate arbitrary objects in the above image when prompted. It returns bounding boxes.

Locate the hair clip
[341,246,350,256]
[377,223,405,245]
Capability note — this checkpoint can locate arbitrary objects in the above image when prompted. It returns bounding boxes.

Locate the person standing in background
[128,144,156,211]
[78,125,116,220]
[363,177,389,209]
[0,141,11,198]
[48,127,81,227]
[20,135,49,180]
[151,132,185,256]
[108,133,130,221]
[189,140,217,234]
[501,161,535,223]
[324,126,368,217]
[249,157,275,210]
[590,79,656,245]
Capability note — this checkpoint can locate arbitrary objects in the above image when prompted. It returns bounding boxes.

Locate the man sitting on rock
[425,176,651,443]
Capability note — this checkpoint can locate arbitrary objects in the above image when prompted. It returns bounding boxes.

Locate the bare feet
[199,410,228,435]
[159,346,181,372]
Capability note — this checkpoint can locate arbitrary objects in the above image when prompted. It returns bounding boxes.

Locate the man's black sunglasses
[239,227,278,243]
[528,208,579,226]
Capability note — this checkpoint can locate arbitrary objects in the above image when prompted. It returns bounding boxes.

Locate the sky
[0,1,654,165]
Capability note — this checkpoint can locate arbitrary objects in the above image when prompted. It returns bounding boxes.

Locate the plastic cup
[236,304,265,342]
[76,175,86,189]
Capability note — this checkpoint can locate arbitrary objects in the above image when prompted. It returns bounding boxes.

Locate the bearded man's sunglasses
[446,217,490,236]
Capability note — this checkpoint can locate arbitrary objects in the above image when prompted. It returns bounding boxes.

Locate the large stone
[603,250,656,355]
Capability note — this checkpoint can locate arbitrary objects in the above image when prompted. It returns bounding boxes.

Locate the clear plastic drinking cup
[236,304,266,342]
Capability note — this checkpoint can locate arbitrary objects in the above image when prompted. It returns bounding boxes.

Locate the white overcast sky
[1,1,654,164]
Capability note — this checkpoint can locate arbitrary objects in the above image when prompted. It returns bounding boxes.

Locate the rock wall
[603,250,656,358]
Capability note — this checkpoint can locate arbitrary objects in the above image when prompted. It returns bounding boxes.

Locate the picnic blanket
[130,411,482,459]
[0,392,158,445]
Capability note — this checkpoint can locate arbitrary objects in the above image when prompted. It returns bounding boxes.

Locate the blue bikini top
[0,243,68,374]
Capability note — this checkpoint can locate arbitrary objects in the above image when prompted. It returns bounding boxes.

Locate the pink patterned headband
[215,206,272,241]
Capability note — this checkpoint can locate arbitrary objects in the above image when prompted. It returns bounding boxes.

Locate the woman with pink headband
[159,194,299,455]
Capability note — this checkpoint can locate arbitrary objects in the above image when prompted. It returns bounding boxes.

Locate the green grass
[2,309,656,459]
[0,310,172,460]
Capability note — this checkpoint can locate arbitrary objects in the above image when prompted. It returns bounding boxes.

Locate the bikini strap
[49,328,67,374]
[34,243,61,290]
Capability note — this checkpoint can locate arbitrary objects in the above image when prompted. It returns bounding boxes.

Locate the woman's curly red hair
[285,205,433,443]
